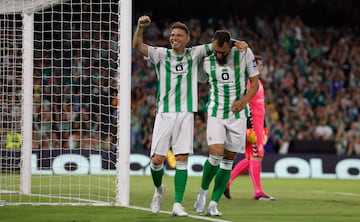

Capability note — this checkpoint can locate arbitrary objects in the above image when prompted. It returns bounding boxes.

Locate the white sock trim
[220,159,233,170]
[150,162,164,171]
[208,154,222,166]
[176,161,188,170]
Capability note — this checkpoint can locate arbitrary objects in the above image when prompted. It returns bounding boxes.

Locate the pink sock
[249,160,264,196]
[227,159,249,188]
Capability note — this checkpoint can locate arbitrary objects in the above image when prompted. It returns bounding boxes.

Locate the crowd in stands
[1,5,119,151]
[132,15,360,155]
[1,11,359,156]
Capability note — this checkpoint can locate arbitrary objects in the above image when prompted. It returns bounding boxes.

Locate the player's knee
[175,154,188,162]
[152,154,165,165]
[223,150,236,160]
[250,156,263,161]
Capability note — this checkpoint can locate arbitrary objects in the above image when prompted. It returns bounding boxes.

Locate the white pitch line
[127,205,232,222]
[310,190,360,197]
[266,189,360,197]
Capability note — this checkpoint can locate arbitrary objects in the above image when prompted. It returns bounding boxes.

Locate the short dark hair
[170,22,190,35]
[213,30,231,47]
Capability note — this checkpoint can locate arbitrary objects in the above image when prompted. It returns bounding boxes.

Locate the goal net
[0,0,128,206]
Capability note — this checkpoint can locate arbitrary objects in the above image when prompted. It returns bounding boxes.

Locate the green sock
[201,160,219,190]
[151,166,164,187]
[174,169,187,203]
[211,168,231,202]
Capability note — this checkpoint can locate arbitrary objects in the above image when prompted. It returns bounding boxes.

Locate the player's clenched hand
[138,15,151,27]
[231,98,247,113]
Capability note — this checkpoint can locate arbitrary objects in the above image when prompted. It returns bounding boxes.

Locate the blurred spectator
[6,123,22,149]
[131,105,142,150]
[314,118,334,140]
[193,114,207,153]
[334,124,347,155]
[345,122,360,156]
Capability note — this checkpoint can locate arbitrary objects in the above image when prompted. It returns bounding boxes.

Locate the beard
[216,57,227,65]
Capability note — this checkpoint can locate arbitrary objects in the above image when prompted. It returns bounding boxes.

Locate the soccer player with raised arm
[224,55,276,201]
[194,30,259,216]
[133,15,213,216]
[133,16,248,216]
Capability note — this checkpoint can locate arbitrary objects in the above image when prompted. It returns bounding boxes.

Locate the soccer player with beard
[224,55,276,201]
[133,16,248,216]
[194,30,259,216]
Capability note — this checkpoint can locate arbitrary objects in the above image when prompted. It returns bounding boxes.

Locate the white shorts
[150,112,194,157]
[206,116,246,153]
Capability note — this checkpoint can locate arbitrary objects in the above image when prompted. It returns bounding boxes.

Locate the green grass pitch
[0,175,359,222]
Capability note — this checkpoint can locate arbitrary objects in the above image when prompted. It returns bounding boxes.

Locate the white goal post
[0,0,131,206]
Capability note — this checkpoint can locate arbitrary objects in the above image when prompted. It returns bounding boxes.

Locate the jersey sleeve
[245,48,259,78]
[146,46,164,64]
[204,43,213,56]
[192,43,213,59]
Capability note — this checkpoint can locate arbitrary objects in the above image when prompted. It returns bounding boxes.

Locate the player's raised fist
[138,16,151,27]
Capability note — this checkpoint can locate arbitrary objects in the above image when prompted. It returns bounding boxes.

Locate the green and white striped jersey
[201,47,259,119]
[147,44,212,113]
